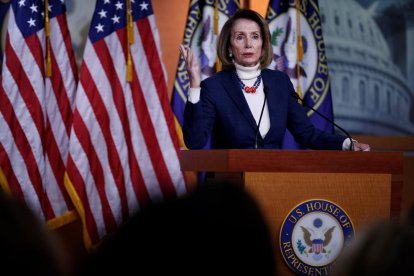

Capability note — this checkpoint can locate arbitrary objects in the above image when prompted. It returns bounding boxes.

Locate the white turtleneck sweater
[187,63,270,138]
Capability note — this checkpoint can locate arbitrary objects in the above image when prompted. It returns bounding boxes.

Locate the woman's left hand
[179,44,201,88]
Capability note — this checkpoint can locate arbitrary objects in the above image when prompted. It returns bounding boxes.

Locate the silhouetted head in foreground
[82,181,275,276]
[0,190,69,275]
[333,205,414,276]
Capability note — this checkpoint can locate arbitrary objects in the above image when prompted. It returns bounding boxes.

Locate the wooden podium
[180,150,404,275]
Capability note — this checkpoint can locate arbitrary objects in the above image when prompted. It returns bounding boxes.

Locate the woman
[181,9,370,151]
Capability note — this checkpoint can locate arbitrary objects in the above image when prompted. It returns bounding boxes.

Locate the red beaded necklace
[235,72,262,93]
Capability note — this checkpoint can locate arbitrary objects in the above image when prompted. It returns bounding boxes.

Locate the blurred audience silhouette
[80,181,276,276]
[333,205,414,276]
[3,179,414,276]
[0,190,70,275]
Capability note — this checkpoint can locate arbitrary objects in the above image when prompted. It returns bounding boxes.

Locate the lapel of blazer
[220,70,257,131]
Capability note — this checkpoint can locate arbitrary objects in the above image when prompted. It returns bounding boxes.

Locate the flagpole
[214,0,221,72]
[126,0,133,82]
[295,0,303,101]
[45,0,52,77]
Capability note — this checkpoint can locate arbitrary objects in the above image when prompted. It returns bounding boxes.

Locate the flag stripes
[0,143,24,201]
[45,1,77,223]
[0,90,51,219]
[0,0,77,226]
[0,0,185,243]
[65,0,185,246]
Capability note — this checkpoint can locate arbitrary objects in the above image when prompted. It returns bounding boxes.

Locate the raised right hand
[179,44,201,88]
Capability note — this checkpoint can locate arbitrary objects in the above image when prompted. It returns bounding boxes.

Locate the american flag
[0,0,77,226]
[65,0,186,247]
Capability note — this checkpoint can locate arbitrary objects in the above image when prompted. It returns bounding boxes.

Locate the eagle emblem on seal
[301,226,335,254]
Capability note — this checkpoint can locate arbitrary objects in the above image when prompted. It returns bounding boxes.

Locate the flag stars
[27,18,36,27]
[95,23,104,33]
[29,3,38,13]
[104,0,111,4]
[48,4,53,12]
[111,15,120,24]
[18,0,26,7]
[98,9,107,18]
[140,1,148,10]
[115,1,123,10]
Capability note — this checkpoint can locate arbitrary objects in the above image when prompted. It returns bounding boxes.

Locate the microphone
[289,91,354,151]
[254,86,269,149]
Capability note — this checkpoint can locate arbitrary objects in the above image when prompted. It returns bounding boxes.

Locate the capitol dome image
[319,0,414,135]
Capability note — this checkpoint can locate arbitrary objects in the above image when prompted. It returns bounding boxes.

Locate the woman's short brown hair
[217,9,273,71]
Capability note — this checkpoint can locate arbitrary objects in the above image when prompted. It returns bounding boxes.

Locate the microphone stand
[254,87,269,149]
[290,91,354,151]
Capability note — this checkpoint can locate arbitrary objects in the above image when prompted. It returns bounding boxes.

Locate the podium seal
[280,199,354,275]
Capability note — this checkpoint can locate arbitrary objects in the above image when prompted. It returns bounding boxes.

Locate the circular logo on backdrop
[190,7,231,81]
[280,199,354,275]
[267,5,332,116]
[268,8,318,97]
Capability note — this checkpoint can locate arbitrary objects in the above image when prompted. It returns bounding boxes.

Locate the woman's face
[229,19,263,67]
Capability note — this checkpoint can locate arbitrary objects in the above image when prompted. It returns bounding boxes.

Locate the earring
[229,52,233,58]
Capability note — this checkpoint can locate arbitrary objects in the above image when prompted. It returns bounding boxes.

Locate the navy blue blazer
[183,69,345,150]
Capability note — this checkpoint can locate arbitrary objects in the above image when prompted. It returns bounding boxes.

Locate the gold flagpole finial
[127,0,134,44]
[45,0,52,77]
